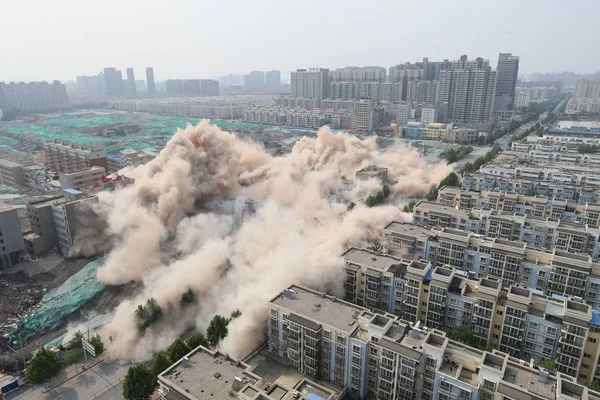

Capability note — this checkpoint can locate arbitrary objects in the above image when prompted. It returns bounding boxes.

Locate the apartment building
[23,195,66,257]
[355,166,388,182]
[0,159,25,187]
[267,285,599,398]
[0,81,69,112]
[59,166,106,191]
[412,201,600,258]
[23,165,47,190]
[0,203,25,268]
[52,194,98,255]
[242,107,343,129]
[290,69,330,107]
[44,140,108,173]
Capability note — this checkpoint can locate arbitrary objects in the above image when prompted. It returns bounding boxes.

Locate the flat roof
[502,364,556,398]
[63,189,83,195]
[383,221,431,237]
[271,286,365,333]
[159,347,259,400]
[342,247,405,272]
[0,159,22,168]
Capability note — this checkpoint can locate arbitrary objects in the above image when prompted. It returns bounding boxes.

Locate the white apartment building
[351,99,373,134]
[396,103,412,125]
[421,107,437,124]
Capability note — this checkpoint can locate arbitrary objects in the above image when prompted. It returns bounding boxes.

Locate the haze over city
[2,0,600,82]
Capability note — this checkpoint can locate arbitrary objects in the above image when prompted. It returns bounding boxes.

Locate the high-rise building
[290,68,329,107]
[493,53,520,120]
[244,71,265,90]
[574,79,600,99]
[330,82,359,100]
[406,80,438,104]
[396,102,412,125]
[166,79,183,95]
[146,67,155,94]
[388,64,422,100]
[329,66,386,82]
[199,79,219,96]
[421,107,437,124]
[0,81,69,112]
[103,67,124,97]
[125,68,137,96]
[265,70,281,89]
[351,99,373,134]
[76,75,102,94]
[438,55,496,124]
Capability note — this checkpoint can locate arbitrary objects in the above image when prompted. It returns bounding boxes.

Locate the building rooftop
[342,247,407,273]
[502,364,556,399]
[383,221,431,237]
[270,285,366,333]
[0,159,22,168]
[159,347,260,400]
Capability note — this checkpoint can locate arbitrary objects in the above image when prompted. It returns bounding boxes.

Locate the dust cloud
[73,121,451,361]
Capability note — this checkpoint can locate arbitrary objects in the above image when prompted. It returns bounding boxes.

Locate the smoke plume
[74,121,451,361]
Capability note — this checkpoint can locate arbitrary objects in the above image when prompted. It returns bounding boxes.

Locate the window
[585,353,593,359]
[494,324,501,330]
[582,363,590,369]
[589,338,597,344]
[496,310,503,315]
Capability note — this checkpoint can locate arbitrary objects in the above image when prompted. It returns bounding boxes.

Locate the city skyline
[2,0,600,82]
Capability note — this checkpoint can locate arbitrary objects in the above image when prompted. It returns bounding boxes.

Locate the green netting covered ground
[2,112,275,154]
[11,257,106,344]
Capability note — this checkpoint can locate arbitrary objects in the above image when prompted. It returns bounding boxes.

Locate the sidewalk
[41,355,104,393]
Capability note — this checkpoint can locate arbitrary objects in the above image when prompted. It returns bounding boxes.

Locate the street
[6,360,132,400]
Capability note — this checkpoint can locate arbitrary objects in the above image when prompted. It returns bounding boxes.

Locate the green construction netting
[10,257,106,344]
[2,112,275,154]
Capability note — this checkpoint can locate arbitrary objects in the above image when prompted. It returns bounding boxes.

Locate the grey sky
[2,0,599,82]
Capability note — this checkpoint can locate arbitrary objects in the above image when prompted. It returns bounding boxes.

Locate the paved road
[452,145,492,171]
[6,360,132,400]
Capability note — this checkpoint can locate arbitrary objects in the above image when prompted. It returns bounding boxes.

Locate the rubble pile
[0,272,46,347]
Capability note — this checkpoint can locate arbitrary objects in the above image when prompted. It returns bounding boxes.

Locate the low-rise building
[59,166,106,191]
[51,193,98,255]
[0,203,25,268]
[355,165,388,182]
[23,195,66,257]
[44,140,107,173]
[0,159,25,187]
[22,165,47,190]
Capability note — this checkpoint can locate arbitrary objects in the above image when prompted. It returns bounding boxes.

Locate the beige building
[0,159,25,187]
[59,166,106,190]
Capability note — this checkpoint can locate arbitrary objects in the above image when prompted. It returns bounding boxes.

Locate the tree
[382,184,391,198]
[367,241,383,253]
[90,334,105,355]
[426,187,438,201]
[167,338,191,363]
[207,315,231,347]
[440,325,477,347]
[402,200,417,213]
[135,298,163,332]
[525,187,538,197]
[188,332,210,349]
[150,352,171,378]
[231,309,242,319]
[586,380,600,392]
[539,359,556,372]
[62,349,83,366]
[347,202,356,211]
[26,347,63,384]
[180,288,195,308]
[438,172,460,188]
[71,330,84,349]
[123,364,156,400]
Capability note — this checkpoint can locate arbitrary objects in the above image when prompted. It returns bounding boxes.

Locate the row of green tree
[123,309,241,400]
[25,332,105,384]
[459,146,502,174]
[365,184,391,207]
[443,146,473,164]
[426,172,460,201]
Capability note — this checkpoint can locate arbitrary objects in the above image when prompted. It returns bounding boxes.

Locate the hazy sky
[2,0,599,82]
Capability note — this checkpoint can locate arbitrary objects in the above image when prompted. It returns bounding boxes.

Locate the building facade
[493,53,519,120]
[291,69,330,107]
[0,81,69,112]
[0,203,25,268]
[44,140,107,173]
[59,166,106,191]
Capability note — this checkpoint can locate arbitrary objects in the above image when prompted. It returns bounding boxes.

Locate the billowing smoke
[74,121,451,361]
